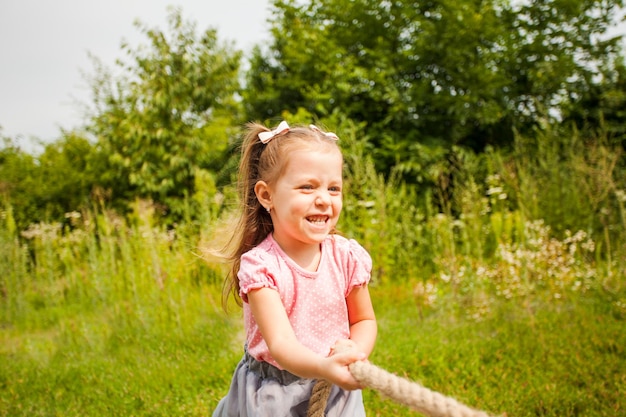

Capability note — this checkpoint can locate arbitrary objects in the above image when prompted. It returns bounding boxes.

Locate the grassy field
[365,283,626,416]
[1,205,625,416]
[1,277,624,416]
[2,131,625,416]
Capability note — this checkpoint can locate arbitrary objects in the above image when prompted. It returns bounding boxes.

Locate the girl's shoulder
[325,235,372,287]
[326,234,371,265]
[242,234,277,262]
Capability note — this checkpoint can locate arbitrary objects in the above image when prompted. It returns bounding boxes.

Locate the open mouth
[306,215,328,225]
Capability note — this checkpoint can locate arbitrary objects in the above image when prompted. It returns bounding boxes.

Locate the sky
[0,0,271,153]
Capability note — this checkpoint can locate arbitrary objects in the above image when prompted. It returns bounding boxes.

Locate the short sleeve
[342,238,373,296]
[238,249,278,303]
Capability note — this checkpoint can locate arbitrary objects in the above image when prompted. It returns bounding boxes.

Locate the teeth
[307,216,327,224]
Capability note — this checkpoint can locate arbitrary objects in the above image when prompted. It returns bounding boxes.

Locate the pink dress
[213,233,372,417]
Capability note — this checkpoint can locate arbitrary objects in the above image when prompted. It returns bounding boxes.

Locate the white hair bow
[257,121,339,144]
[309,124,339,141]
[258,121,290,143]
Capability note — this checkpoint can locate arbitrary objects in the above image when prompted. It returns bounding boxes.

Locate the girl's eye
[300,185,314,190]
[329,186,342,193]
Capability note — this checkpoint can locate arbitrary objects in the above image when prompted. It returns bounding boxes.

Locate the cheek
[333,197,343,212]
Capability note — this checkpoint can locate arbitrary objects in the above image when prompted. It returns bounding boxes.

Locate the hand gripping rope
[306,347,494,417]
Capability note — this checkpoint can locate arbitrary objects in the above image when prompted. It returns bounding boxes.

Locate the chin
[305,231,331,243]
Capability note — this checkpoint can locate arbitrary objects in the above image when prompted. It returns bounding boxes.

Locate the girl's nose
[316,191,331,206]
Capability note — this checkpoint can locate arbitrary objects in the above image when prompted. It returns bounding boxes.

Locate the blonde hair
[222,121,342,308]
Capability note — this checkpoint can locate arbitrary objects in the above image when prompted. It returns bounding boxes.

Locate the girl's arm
[345,284,377,357]
[248,287,366,390]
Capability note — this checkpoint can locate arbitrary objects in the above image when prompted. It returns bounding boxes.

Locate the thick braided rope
[307,361,492,417]
[307,379,333,417]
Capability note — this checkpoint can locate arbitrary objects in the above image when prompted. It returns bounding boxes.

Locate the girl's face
[260,147,343,256]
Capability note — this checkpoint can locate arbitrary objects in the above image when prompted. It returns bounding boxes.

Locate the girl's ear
[254,180,272,210]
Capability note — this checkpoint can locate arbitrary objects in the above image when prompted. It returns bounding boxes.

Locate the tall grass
[0,202,242,416]
[1,123,625,416]
[338,120,626,300]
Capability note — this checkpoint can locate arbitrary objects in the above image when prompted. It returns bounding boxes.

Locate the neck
[294,247,322,272]
[273,235,322,272]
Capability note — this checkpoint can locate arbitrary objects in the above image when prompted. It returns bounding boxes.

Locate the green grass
[1,129,625,416]
[0,297,243,416]
[364,283,626,416]
[1,278,624,416]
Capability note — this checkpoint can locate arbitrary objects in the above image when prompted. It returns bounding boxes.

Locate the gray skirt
[213,351,366,417]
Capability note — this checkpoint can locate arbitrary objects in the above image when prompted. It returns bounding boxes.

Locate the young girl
[213,121,377,417]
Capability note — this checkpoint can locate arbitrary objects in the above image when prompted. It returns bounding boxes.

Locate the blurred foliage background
[1,1,626,416]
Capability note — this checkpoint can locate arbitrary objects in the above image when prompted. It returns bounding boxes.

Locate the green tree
[244,0,625,181]
[562,60,626,147]
[36,132,96,223]
[88,7,242,221]
[0,135,40,230]
[0,131,97,230]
